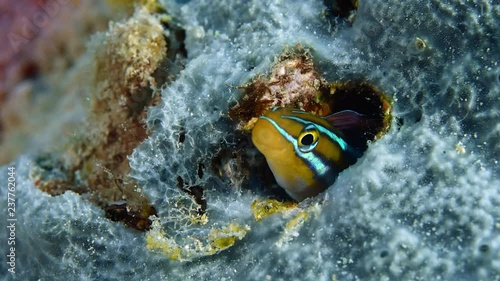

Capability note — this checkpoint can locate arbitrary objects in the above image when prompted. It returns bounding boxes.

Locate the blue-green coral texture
[1,0,499,280]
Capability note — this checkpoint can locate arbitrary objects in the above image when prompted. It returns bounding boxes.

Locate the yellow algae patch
[251,198,322,247]
[455,142,466,154]
[189,213,209,225]
[146,231,183,260]
[407,37,428,55]
[207,223,250,254]
[146,217,249,261]
[251,199,298,222]
[285,210,310,231]
[141,0,168,14]
[276,203,322,247]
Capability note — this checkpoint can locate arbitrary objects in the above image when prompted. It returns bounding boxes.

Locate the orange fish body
[252,107,362,201]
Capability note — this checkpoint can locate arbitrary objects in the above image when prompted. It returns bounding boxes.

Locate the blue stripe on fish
[259,116,329,177]
[280,115,349,151]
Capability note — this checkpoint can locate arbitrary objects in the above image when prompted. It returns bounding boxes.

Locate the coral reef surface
[0,0,499,280]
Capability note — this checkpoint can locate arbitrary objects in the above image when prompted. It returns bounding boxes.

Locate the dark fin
[324,110,367,130]
[324,110,383,151]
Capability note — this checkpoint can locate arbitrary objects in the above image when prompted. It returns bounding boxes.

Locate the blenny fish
[252,107,368,201]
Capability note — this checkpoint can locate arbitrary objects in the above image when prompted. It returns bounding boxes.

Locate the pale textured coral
[32,5,168,230]
[0,0,499,280]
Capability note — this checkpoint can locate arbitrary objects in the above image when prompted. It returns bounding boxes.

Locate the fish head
[252,107,305,156]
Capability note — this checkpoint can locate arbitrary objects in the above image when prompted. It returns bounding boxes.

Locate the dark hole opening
[319,81,391,151]
[479,244,489,253]
[380,250,389,258]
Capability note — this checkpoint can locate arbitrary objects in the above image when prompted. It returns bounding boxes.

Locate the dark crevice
[176,176,207,215]
[324,0,358,24]
[104,203,158,231]
[319,81,392,150]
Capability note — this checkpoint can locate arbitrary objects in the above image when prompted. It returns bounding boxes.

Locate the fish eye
[300,133,314,146]
[298,127,319,152]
